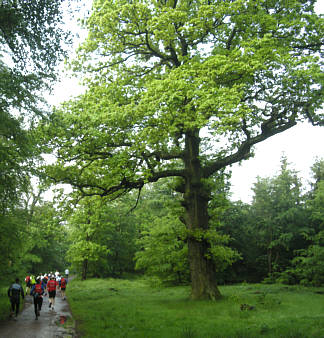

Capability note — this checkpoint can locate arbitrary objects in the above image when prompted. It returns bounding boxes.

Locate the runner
[8,278,25,319]
[24,275,31,295]
[56,273,61,285]
[47,275,58,311]
[30,278,44,320]
[42,274,49,296]
[60,276,67,300]
[30,275,36,287]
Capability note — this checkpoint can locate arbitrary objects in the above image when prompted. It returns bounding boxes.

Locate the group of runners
[7,269,69,320]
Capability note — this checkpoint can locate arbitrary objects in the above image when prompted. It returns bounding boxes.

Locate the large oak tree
[42,0,323,299]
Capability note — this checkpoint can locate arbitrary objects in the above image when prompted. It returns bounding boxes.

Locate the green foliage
[0,286,10,321]
[135,213,189,285]
[287,167,324,286]
[0,112,33,212]
[66,197,110,278]
[220,156,324,286]
[250,157,308,277]
[134,179,239,285]
[133,181,188,284]
[0,1,72,282]
[24,201,69,273]
[291,242,324,286]
[0,1,71,211]
[308,179,324,225]
[221,201,266,282]
[0,211,26,279]
[310,159,324,190]
[0,0,69,77]
[41,0,324,204]
[0,186,69,283]
[66,195,139,278]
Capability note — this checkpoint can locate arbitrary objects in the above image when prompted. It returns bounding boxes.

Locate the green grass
[66,279,324,337]
[0,285,10,320]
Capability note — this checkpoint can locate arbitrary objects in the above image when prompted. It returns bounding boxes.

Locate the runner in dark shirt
[8,278,25,318]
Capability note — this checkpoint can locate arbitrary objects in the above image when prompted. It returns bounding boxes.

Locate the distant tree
[135,178,239,285]
[290,159,324,286]
[134,182,190,285]
[94,194,139,277]
[41,0,324,299]
[221,201,264,282]
[0,189,69,282]
[135,213,190,285]
[309,159,324,194]
[66,195,139,279]
[251,157,308,279]
[25,201,69,274]
[66,197,110,280]
[0,210,26,279]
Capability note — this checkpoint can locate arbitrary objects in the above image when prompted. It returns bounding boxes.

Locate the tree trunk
[82,259,88,280]
[267,248,272,275]
[183,130,222,300]
[188,237,222,300]
[267,230,273,276]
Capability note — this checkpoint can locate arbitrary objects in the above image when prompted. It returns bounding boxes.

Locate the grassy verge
[67,278,324,338]
[0,286,10,321]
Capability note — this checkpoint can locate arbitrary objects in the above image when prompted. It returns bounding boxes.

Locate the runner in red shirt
[60,276,68,300]
[24,275,31,295]
[30,279,44,320]
[47,276,58,310]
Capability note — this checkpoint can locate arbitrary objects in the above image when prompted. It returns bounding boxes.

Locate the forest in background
[1,0,323,301]
[1,155,324,290]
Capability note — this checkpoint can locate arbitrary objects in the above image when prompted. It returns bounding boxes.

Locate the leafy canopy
[43,0,323,196]
[0,0,71,210]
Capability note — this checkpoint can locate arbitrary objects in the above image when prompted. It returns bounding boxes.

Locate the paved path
[0,290,76,338]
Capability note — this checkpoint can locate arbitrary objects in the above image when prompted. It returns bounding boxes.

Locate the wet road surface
[0,290,76,338]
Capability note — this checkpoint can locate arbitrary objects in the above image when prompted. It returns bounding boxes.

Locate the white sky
[47,1,324,204]
[230,123,323,202]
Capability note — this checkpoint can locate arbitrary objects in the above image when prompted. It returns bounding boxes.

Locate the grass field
[0,285,10,320]
[66,277,324,338]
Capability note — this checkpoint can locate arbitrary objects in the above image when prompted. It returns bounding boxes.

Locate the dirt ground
[0,290,77,338]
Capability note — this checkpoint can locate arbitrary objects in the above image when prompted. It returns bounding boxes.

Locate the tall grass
[67,278,324,337]
[0,285,10,320]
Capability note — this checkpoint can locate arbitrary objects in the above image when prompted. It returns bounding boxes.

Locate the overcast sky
[230,123,323,203]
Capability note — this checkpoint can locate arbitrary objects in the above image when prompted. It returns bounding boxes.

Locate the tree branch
[203,119,297,178]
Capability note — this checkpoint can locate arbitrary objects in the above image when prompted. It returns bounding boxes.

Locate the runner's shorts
[49,290,56,298]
